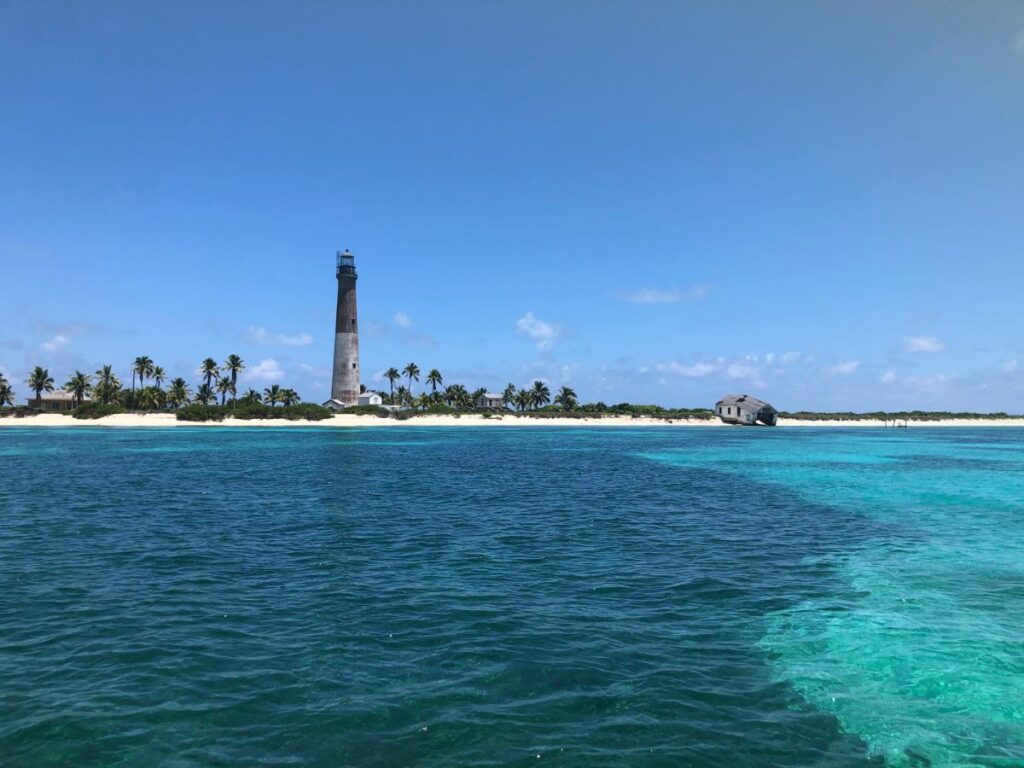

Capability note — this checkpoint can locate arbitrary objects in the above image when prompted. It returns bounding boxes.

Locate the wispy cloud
[622,285,708,304]
[1012,30,1024,56]
[42,334,69,352]
[516,312,562,351]
[244,325,314,347]
[904,336,945,353]
[826,360,861,376]
[654,361,718,377]
[879,370,896,384]
[1003,360,1019,373]
[243,358,285,382]
[394,311,412,328]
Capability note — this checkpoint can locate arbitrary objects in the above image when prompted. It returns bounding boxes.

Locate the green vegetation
[0,406,38,418]
[0,373,15,407]
[175,403,332,422]
[64,371,93,407]
[175,403,226,422]
[26,366,54,402]
[72,402,128,419]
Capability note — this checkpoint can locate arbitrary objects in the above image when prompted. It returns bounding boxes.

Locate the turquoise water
[1,427,1022,766]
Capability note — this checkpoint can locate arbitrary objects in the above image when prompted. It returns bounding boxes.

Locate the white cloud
[394,311,412,328]
[244,326,313,347]
[622,285,708,304]
[827,360,861,375]
[42,334,69,351]
[880,370,896,384]
[904,336,945,353]
[244,358,285,382]
[516,312,562,351]
[1003,360,1019,373]
[654,361,718,377]
[726,363,758,380]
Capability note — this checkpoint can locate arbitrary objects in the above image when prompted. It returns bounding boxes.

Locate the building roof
[38,389,76,401]
[477,393,504,400]
[715,393,777,412]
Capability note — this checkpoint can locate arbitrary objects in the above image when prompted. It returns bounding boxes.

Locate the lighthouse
[330,249,360,405]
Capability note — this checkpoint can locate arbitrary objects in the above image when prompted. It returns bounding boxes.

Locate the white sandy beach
[2,413,1023,428]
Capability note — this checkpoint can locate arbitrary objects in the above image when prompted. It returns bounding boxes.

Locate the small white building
[357,391,383,406]
[475,392,505,410]
[322,391,383,411]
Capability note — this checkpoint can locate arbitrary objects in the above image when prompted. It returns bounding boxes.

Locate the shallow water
[1,427,1021,766]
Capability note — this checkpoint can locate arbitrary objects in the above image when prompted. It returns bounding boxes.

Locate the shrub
[344,405,387,416]
[72,402,128,420]
[278,404,333,421]
[176,404,227,422]
[0,406,39,419]
[230,402,273,420]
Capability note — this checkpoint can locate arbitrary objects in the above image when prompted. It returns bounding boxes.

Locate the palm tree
[280,388,300,406]
[241,388,261,404]
[195,383,215,405]
[0,376,15,407]
[414,392,431,410]
[530,380,551,410]
[442,383,470,409]
[140,387,165,411]
[168,378,190,408]
[26,366,54,404]
[471,387,487,407]
[223,355,245,400]
[514,389,530,413]
[199,358,219,388]
[64,371,93,407]
[554,386,578,411]
[403,363,420,395]
[263,384,283,407]
[384,367,400,403]
[215,375,234,406]
[426,368,443,393]
[94,365,120,404]
[395,385,410,407]
[502,382,517,410]
[152,366,166,390]
[132,356,154,391]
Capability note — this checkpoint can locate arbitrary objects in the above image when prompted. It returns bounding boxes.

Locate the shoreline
[2,414,1024,428]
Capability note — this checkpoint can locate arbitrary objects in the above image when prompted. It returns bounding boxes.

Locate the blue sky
[2,2,1023,410]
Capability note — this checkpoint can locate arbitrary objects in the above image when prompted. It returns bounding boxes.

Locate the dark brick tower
[331,249,360,404]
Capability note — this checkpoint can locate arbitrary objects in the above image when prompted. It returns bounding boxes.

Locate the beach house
[474,392,505,410]
[28,390,84,412]
[715,394,778,426]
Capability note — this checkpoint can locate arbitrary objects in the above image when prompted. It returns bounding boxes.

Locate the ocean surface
[1,427,1023,767]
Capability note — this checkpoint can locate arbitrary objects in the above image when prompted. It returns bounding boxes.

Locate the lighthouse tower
[330,249,360,405]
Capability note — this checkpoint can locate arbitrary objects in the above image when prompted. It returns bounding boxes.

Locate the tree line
[7,356,302,412]
[376,363,578,411]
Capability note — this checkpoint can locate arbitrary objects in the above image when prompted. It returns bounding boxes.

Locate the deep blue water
[1,427,1022,767]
